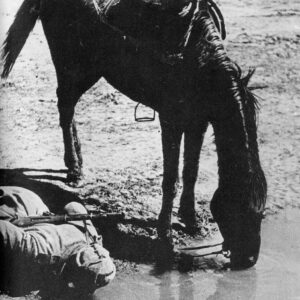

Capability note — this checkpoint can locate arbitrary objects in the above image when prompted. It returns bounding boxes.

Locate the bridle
[178,242,231,258]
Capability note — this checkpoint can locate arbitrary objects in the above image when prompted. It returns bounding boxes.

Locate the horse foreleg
[158,117,183,244]
[57,88,82,183]
[178,124,207,231]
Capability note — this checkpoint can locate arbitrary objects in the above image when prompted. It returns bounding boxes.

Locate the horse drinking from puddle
[1,0,267,269]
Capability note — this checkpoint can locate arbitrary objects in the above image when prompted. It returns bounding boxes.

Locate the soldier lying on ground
[0,186,116,297]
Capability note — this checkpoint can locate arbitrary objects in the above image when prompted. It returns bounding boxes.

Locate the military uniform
[0,186,115,295]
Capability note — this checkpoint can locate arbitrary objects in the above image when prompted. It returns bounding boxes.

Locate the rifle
[2,211,125,227]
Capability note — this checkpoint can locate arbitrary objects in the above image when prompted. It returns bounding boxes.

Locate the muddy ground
[0,0,299,299]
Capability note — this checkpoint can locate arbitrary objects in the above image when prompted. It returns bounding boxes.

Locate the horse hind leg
[57,86,83,183]
[178,123,208,232]
[43,59,102,183]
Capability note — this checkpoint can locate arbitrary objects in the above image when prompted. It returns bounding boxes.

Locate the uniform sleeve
[0,220,25,254]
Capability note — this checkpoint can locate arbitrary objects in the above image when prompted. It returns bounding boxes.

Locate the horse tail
[1,0,40,78]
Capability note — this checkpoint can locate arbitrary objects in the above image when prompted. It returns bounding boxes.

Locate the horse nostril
[227,239,260,270]
[230,253,258,270]
[96,275,104,287]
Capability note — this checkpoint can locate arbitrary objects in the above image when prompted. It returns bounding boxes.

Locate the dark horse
[1,0,267,269]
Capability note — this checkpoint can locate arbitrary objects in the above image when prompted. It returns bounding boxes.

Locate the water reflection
[156,270,195,300]
[207,269,257,300]
[179,272,194,300]
[95,208,300,300]
[158,271,175,300]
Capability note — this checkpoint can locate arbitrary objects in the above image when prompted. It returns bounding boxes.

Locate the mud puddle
[95,208,300,300]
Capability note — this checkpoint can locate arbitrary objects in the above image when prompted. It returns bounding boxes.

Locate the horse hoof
[66,171,84,187]
[178,252,194,272]
[177,209,198,234]
[157,213,173,237]
[155,237,174,266]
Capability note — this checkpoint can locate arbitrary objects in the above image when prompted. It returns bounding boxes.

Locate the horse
[1,0,267,269]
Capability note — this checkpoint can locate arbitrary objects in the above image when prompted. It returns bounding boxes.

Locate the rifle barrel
[10,212,124,227]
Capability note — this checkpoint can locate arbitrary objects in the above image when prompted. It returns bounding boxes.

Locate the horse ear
[242,68,255,87]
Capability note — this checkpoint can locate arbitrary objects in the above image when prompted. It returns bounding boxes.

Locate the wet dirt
[0,0,300,299]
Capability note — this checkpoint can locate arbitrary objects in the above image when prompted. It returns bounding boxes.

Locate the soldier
[0,186,116,296]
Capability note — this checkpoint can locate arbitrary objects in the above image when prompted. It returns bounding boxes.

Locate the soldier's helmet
[66,242,116,293]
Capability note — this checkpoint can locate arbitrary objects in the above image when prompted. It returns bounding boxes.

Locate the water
[95,208,300,300]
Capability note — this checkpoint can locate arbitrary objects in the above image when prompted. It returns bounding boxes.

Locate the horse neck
[187,9,261,180]
[211,103,267,212]
[212,109,260,184]
[184,7,226,67]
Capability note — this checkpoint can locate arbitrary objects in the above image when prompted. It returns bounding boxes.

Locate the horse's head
[182,1,267,269]
[211,171,267,269]
[209,70,267,269]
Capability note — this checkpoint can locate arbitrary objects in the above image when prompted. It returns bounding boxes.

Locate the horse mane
[238,66,261,124]
[238,66,261,110]
[186,7,261,121]
[224,67,267,213]
[231,69,266,212]
[245,169,267,213]
[187,6,267,212]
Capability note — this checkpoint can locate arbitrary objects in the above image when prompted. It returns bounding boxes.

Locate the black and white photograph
[0,0,299,299]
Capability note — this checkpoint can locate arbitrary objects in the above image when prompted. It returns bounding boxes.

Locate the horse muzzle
[223,234,261,270]
[210,189,264,270]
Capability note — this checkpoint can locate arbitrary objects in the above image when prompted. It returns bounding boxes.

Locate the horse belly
[103,56,163,110]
